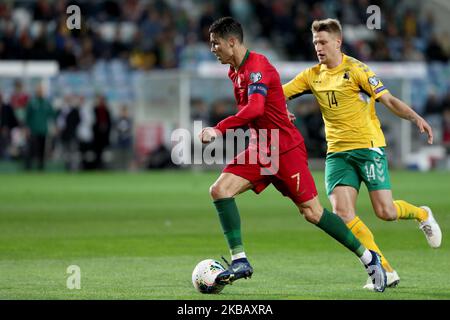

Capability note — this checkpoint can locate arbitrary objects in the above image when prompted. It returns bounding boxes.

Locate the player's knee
[209,183,221,200]
[374,204,397,221]
[299,207,321,224]
[209,183,231,200]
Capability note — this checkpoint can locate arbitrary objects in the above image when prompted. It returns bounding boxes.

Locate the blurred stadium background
[0,0,449,172]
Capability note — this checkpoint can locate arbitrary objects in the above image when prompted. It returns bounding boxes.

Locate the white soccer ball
[192,259,226,294]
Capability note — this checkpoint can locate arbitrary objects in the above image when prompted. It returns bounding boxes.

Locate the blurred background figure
[114,104,133,171]
[92,94,112,170]
[209,99,232,126]
[443,107,450,154]
[9,80,30,160]
[77,96,95,171]
[291,99,326,158]
[0,91,18,159]
[424,90,443,117]
[190,98,210,126]
[10,80,29,127]
[24,83,55,171]
[57,94,81,171]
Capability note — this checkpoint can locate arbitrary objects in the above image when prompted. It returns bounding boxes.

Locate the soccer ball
[192,259,226,294]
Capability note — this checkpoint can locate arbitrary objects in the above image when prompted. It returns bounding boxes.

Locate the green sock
[316,208,365,257]
[213,197,244,255]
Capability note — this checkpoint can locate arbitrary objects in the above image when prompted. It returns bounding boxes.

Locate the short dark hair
[209,17,243,43]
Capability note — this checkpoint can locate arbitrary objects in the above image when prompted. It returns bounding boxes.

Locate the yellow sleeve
[282,69,311,100]
[354,65,389,100]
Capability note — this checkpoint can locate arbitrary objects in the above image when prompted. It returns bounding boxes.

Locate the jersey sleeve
[282,69,311,100]
[246,57,271,100]
[214,94,265,133]
[214,58,270,133]
[354,65,389,100]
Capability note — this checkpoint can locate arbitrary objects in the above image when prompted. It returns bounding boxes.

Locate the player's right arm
[282,69,311,101]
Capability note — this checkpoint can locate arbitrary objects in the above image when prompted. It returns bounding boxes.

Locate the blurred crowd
[0,0,449,72]
[0,80,134,171]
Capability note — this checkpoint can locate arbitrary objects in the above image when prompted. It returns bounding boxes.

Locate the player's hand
[287,110,296,123]
[416,117,434,144]
[199,127,219,144]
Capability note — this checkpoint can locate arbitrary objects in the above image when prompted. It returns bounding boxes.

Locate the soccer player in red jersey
[199,17,386,292]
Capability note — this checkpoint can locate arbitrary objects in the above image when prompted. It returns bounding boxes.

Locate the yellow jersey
[283,54,389,153]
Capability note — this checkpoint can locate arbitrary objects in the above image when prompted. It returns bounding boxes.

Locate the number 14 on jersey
[326,91,338,108]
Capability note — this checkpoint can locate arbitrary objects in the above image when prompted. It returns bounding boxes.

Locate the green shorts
[325,147,391,195]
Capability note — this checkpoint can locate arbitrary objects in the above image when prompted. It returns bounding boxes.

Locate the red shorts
[223,143,318,204]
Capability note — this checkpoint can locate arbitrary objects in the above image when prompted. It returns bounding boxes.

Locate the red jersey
[214,50,303,155]
[10,92,29,109]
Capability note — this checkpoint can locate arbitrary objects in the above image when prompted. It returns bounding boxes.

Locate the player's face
[210,33,234,65]
[313,31,341,64]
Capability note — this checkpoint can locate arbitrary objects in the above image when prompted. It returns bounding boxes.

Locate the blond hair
[311,19,342,38]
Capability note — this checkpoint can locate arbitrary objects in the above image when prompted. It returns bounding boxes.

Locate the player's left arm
[356,65,433,144]
[214,61,272,134]
[379,93,433,144]
[214,87,266,131]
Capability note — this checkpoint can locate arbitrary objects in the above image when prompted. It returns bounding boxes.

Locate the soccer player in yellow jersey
[283,18,442,290]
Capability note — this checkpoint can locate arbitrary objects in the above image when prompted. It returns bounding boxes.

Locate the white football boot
[362,250,387,292]
[363,270,400,290]
[419,206,442,248]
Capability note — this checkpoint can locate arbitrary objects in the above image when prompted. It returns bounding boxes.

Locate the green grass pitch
[0,170,449,300]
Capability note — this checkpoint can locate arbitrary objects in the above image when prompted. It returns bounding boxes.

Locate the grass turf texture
[0,170,449,300]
